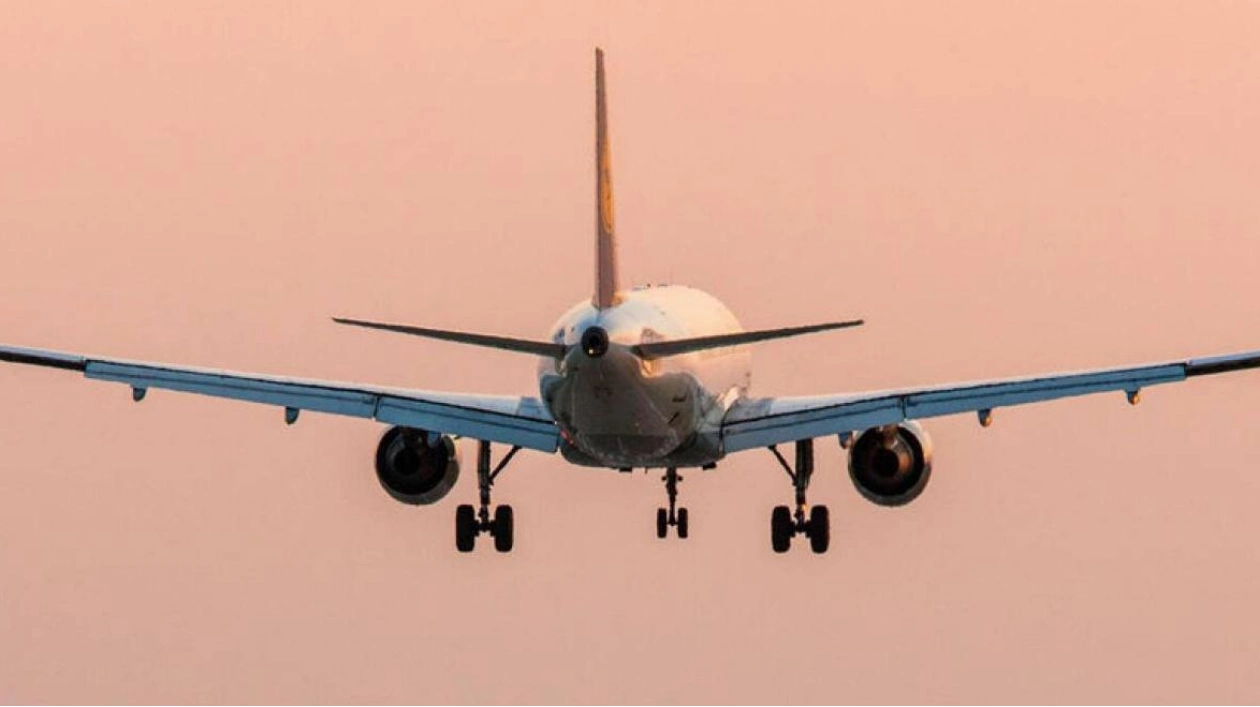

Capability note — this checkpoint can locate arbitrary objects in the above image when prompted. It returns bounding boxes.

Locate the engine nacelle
[847,421,933,507]
[374,426,460,505]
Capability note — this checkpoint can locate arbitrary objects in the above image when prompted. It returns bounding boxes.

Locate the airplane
[3,48,1259,555]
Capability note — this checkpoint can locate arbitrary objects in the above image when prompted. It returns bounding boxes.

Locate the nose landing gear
[768,439,830,554]
[455,440,521,553]
[656,467,689,539]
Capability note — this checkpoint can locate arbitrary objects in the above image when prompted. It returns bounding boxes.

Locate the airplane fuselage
[539,285,751,469]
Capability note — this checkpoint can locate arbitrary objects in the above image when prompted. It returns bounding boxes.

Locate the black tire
[676,507,689,539]
[455,504,477,553]
[493,505,514,553]
[656,508,668,539]
[809,505,830,554]
[771,505,792,553]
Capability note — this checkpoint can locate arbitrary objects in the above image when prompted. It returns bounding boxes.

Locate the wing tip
[0,345,87,372]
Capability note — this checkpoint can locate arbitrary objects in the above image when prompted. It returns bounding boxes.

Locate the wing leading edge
[721,349,1260,453]
[0,344,559,452]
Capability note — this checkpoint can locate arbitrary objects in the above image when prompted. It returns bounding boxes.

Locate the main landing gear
[456,441,521,553]
[768,439,830,554]
[656,467,689,539]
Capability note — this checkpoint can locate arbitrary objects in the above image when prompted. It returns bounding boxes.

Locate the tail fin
[594,48,621,309]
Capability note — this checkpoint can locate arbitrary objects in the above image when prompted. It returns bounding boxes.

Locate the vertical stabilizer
[594,48,621,309]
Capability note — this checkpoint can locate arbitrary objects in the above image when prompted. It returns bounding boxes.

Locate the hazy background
[2,1,1260,702]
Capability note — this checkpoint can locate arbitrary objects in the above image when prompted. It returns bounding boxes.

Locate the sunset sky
[3,1,1260,702]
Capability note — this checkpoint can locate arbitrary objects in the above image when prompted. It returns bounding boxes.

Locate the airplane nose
[580,326,610,358]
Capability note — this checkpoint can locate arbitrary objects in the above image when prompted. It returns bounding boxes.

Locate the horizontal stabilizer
[632,320,864,360]
[333,317,566,359]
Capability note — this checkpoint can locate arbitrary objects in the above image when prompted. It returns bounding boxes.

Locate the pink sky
[2,1,1260,702]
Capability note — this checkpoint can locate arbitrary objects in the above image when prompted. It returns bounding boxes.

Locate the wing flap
[376,396,559,452]
[721,357,1220,453]
[0,344,559,452]
[86,361,380,417]
[724,396,905,451]
[903,364,1185,419]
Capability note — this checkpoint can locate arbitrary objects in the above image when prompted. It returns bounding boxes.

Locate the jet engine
[846,421,933,506]
[374,426,460,505]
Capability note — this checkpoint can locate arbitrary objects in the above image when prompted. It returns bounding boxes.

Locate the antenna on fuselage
[594,47,622,310]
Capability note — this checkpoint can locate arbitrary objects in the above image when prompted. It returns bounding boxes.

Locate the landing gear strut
[768,439,830,554]
[656,467,689,539]
[455,441,520,553]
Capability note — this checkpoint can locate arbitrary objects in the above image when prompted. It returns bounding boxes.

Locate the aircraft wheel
[656,508,668,539]
[455,504,477,553]
[493,505,514,553]
[676,507,689,539]
[808,505,830,555]
[771,505,792,553]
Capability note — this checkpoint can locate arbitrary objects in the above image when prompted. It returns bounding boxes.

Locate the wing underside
[0,344,559,452]
[721,350,1260,453]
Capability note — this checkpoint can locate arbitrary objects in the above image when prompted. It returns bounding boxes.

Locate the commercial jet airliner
[3,49,1258,554]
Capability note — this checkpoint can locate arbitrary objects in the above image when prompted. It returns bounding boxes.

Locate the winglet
[594,48,621,309]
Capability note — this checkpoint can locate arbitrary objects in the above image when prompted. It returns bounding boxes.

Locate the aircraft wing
[0,344,559,452]
[721,350,1260,453]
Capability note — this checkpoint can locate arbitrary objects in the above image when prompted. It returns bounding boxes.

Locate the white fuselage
[537,285,751,469]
